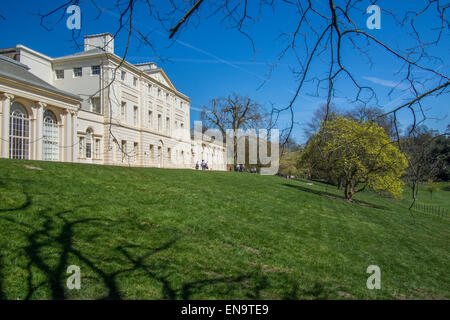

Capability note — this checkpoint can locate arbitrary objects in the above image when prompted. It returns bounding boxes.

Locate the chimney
[84,33,114,53]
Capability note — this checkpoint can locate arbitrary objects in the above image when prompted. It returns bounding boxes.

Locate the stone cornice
[33,101,47,109]
[0,75,82,105]
[1,92,14,101]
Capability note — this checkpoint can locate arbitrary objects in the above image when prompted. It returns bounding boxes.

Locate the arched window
[86,129,92,159]
[43,109,59,161]
[9,102,29,159]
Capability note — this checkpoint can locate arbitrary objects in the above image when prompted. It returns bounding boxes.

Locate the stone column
[30,103,39,159]
[64,110,72,162]
[71,110,78,162]
[1,93,14,158]
[34,102,45,160]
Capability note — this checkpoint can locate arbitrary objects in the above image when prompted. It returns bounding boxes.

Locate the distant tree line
[400,126,449,200]
[199,93,448,202]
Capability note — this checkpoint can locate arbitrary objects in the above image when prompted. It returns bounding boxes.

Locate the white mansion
[0,33,226,170]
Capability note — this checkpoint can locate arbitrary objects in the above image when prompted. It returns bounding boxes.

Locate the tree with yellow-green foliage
[279,150,303,176]
[302,117,408,201]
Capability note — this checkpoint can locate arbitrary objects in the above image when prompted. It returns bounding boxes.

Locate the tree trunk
[344,182,355,201]
[338,178,344,190]
[412,182,418,200]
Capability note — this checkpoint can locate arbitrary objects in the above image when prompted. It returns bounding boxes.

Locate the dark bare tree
[402,126,448,201]
[303,103,340,139]
[200,94,266,164]
[431,132,450,181]
[344,105,395,138]
[306,104,395,140]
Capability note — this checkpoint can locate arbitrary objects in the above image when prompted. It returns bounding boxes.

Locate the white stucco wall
[1,37,226,170]
[17,47,53,84]
[52,57,104,112]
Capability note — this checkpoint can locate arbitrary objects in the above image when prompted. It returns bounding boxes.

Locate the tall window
[86,130,92,159]
[133,106,138,127]
[121,140,127,162]
[91,65,100,75]
[78,137,85,158]
[166,117,170,134]
[133,142,139,163]
[9,102,29,160]
[121,71,126,81]
[55,70,64,79]
[158,114,162,132]
[73,67,82,77]
[43,109,59,161]
[91,97,101,113]
[112,139,118,162]
[149,144,154,164]
[167,148,172,164]
[121,102,126,122]
[133,77,138,87]
[158,88,162,99]
[94,139,101,158]
[148,83,152,94]
[157,146,162,166]
[148,110,153,128]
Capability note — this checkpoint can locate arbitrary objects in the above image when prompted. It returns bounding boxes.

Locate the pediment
[148,69,176,90]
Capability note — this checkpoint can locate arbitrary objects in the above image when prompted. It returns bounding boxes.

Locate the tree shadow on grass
[115,242,256,299]
[282,183,389,210]
[1,209,173,299]
[0,192,32,213]
[281,280,335,300]
[0,205,268,300]
[1,208,104,299]
[180,275,251,300]
[0,180,312,300]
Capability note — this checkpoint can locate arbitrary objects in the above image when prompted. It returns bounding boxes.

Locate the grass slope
[0,159,449,300]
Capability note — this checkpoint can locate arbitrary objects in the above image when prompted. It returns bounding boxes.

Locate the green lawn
[0,159,448,300]
[406,182,450,210]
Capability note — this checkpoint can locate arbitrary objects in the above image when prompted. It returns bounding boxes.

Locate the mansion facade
[0,33,226,170]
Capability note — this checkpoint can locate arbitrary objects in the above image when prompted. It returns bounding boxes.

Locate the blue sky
[0,0,448,143]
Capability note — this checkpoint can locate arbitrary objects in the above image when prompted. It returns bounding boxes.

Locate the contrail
[103,8,318,103]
